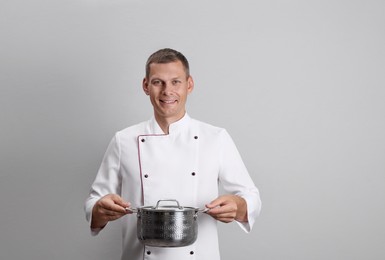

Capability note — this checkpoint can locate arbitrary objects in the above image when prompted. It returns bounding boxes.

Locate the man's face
[143,61,194,123]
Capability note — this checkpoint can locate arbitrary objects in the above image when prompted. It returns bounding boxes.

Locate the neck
[154,113,185,134]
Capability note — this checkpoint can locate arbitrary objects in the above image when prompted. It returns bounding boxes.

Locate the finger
[110,195,130,208]
[101,209,128,222]
[100,200,128,214]
[108,205,127,214]
[104,194,129,209]
[207,206,237,221]
[106,213,126,222]
[208,210,236,219]
[206,209,236,223]
[206,195,237,209]
[103,208,125,216]
[206,197,225,209]
[210,210,236,220]
[125,207,136,214]
[207,204,236,215]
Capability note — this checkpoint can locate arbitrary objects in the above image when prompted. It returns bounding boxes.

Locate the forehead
[148,61,187,79]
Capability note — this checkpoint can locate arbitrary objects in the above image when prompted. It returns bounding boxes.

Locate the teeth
[162,100,175,104]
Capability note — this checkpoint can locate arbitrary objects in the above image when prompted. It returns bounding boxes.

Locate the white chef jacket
[85,113,261,260]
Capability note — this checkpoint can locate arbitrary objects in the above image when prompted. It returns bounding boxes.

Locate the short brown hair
[145,48,190,79]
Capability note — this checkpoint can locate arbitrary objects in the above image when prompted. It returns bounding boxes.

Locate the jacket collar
[149,113,191,135]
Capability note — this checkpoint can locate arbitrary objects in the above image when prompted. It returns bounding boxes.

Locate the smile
[160,100,177,104]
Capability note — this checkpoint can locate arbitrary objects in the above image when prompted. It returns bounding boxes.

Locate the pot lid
[140,199,198,212]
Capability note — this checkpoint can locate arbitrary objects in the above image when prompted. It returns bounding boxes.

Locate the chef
[84,48,261,260]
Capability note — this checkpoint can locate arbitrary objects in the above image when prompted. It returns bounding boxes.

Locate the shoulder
[191,118,228,137]
[115,120,149,140]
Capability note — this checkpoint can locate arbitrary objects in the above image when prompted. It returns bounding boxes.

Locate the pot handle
[193,208,210,219]
[198,205,220,214]
[125,207,138,213]
[199,208,210,213]
[155,199,183,209]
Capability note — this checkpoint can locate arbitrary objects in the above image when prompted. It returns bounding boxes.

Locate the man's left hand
[205,195,248,223]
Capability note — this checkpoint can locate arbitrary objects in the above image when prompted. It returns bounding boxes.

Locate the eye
[172,79,182,85]
[151,79,162,86]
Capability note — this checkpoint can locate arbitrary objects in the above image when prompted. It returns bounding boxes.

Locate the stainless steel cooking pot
[127,199,208,247]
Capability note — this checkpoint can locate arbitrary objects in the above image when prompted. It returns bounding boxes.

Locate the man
[85,48,261,260]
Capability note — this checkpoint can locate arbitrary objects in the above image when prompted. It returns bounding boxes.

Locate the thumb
[111,194,130,208]
[206,197,222,209]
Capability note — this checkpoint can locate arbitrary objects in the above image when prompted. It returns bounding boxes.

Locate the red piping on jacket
[137,134,167,205]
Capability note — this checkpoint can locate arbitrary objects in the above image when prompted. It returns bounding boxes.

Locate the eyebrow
[150,76,183,81]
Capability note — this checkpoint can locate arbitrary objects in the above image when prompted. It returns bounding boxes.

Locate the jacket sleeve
[218,129,261,233]
[84,133,122,235]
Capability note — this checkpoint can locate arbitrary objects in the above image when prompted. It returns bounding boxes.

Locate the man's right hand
[91,194,130,229]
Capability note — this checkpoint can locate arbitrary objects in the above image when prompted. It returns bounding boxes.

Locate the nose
[162,81,174,94]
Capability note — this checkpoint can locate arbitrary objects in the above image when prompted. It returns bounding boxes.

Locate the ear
[142,78,149,95]
[187,76,194,94]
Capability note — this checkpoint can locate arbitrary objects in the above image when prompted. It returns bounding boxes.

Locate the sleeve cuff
[235,191,262,233]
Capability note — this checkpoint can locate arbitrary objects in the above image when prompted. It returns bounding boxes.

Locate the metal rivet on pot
[147,251,151,255]
[190,251,194,255]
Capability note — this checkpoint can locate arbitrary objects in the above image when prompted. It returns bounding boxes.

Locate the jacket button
[144,174,149,178]
[146,251,151,255]
[141,138,145,142]
[191,172,196,176]
[194,136,198,139]
[190,251,194,255]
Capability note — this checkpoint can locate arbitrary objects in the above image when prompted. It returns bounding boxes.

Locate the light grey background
[1,0,384,259]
